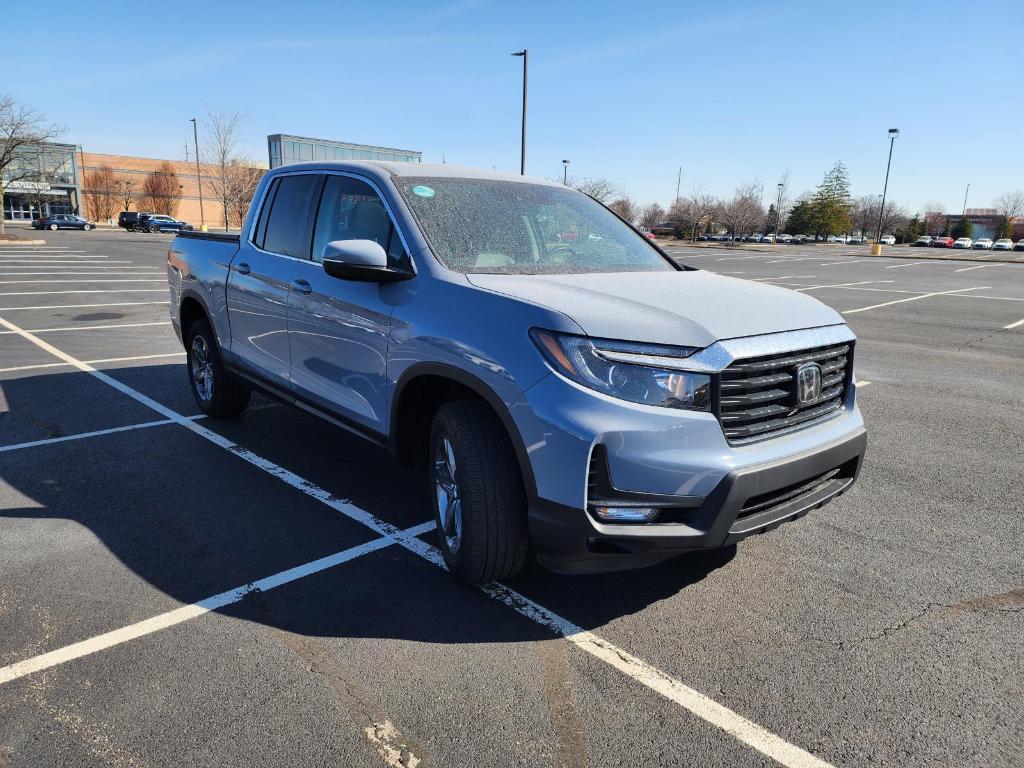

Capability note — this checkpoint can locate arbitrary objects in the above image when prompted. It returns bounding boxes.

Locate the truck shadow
[1,364,735,646]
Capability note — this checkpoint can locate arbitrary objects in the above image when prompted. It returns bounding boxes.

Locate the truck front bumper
[529,426,866,574]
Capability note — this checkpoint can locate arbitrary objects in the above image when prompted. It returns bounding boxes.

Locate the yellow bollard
[870,243,882,256]
[200,224,208,233]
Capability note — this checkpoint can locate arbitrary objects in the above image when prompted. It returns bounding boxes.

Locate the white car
[992,238,1013,251]
[776,233,792,243]
[972,238,993,250]
[953,237,973,249]
[878,235,896,245]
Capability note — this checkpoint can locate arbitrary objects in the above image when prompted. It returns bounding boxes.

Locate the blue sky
[5,0,1021,213]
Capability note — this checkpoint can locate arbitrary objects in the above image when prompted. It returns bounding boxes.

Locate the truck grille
[716,343,852,444]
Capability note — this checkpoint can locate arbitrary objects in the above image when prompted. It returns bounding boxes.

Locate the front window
[395,177,676,275]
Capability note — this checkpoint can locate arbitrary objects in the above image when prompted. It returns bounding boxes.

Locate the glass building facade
[267,134,421,169]
[1,142,80,220]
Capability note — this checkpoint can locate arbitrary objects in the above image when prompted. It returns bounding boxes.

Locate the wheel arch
[390,363,538,501]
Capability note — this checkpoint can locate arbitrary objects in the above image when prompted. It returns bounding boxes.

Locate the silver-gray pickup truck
[168,161,866,584]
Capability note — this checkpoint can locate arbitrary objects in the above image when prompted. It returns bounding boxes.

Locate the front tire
[430,400,529,584]
[83,224,92,230]
[49,223,58,230]
[185,318,250,417]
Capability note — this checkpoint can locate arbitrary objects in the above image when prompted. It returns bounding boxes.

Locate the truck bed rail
[175,231,241,243]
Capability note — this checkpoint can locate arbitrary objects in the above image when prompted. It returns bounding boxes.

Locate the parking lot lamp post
[774,182,784,243]
[875,128,899,244]
[190,118,206,230]
[962,184,970,216]
[76,144,86,216]
[562,160,569,185]
[511,50,527,175]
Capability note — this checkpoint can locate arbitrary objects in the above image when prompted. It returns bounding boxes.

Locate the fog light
[592,505,658,522]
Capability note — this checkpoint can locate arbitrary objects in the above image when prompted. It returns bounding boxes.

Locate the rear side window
[262,174,319,258]
[252,178,279,248]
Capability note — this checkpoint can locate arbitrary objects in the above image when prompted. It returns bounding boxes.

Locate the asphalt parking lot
[1,228,1022,768]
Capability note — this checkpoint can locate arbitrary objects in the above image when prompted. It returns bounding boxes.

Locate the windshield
[395,177,676,275]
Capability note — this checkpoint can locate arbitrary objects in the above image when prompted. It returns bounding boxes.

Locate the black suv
[117,211,151,230]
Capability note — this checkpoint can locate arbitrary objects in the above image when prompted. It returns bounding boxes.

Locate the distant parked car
[848,235,866,244]
[135,214,194,233]
[759,234,775,243]
[992,238,1013,251]
[118,211,151,230]
[972,238,993,250]
[878,235,896,245]
[650,222,676,237]
[776,233,792,243]
[952,237,973,249]
[1014,240,1024,252]
[913,236,933,247]
[932,236,955,248]
[32,214,94,231]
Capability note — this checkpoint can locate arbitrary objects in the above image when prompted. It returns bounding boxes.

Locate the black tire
[150,225,161,234]
[49,223,58,231]
[184,318,250,417]
[83,224,92,230]
[429,400,529,584]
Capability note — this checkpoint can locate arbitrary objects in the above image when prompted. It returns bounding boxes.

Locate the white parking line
[0,321,171,335]
[0,416,204,453]
[0,352,184,374]
[0,300,169,311]
[954,264,998,273]
[0,288,168,297]
[1004,318,1024,330]
[818,260,859,266]
[0,314,840,768]
[0,522,435,687]
[842,287,989,314]
[855,381,871,388]
[949,293,1024,302]
[0,279,166,285]
[884,262,935,269]
[792,280,894,293]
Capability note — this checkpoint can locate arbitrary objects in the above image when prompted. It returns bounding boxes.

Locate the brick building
[79,152,257,227]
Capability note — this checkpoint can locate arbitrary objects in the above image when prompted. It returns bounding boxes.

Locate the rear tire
[429,400,529,584]
[185,318,250,418]
[49,223,58,230]
[83,224,92,230]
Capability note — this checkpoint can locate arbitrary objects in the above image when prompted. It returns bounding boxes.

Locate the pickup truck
[168,162,866,584]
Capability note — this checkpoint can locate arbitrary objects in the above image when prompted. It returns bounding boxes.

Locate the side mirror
[321,239,412,283]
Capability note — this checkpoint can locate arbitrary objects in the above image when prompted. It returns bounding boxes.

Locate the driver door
[287,173,410,436]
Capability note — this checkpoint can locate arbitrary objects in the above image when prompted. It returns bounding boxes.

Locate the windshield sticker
[412,185,435,198]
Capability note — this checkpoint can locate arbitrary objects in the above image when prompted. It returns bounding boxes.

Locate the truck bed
[175,231,241,243]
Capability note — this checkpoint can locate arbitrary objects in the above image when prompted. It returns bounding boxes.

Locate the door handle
[290,279,312,295]
[234,262,251,275]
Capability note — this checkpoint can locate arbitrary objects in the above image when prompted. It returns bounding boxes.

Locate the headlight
[530,329,711,411]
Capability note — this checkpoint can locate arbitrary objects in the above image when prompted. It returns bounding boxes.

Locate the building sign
[6,180,52,192]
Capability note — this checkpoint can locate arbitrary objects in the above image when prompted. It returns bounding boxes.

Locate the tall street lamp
[511,50,527,175]
[76,144,86,216]
[773,182,784,243]
[562,159,570,185]
[190,118,206,230]
[962,183,970,216]
[875,128,899,245]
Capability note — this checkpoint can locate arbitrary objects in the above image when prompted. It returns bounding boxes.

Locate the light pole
[773,182,784,243]
[76,144,86,216]
[562,159,570,185]
[190,118,206,230]
[511,50,527,175]
[962,183,970,216]
[875,128,899,244]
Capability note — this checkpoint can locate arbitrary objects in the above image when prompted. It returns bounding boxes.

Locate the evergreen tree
[951,217,973,239]
[810,162,852,236]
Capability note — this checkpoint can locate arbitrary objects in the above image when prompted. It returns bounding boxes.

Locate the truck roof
[267,160,562,186]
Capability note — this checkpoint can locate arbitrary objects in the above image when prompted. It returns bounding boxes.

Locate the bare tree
[923,202,947,236]
[139,161,181,216]
[852,195,881,236]
[0,95,63,236]
[203,110,244,230]
[993,190,1024,226]
[608,195,639,225]
[114,177,137,213]
[84,164,119,222]
[569,177,619,204]
[639,202,666,230]
[718,181,765,239]
[225,161,264,228]
[682,192,717,241]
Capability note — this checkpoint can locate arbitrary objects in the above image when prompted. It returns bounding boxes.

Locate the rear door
[224,172,320,388]
[286,173,411,434]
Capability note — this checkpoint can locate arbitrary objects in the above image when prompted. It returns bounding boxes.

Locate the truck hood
[465,270,845,348]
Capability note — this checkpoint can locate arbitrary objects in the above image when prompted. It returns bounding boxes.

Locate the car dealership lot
[1,229,1022,768]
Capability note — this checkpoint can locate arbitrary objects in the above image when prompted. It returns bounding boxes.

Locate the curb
[655,239,1024,264]
[0,239,47,246]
